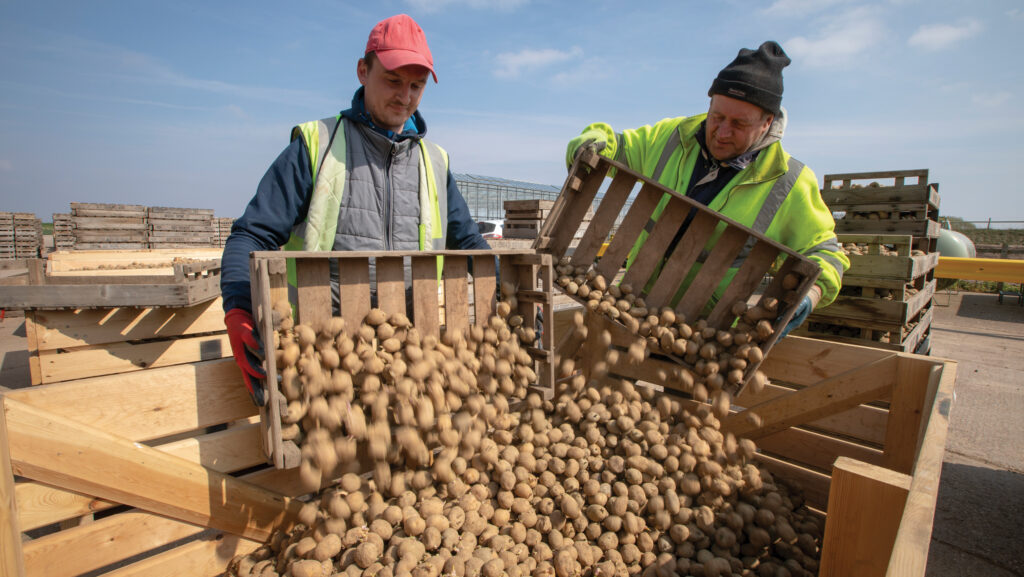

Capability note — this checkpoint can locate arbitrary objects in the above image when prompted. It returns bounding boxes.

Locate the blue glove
[779,295,813,339]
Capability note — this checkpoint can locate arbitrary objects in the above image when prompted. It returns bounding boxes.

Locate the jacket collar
[340,87,427,142]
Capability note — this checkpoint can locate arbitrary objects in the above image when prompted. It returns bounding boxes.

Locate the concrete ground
[926,291,1024,577]
[0,292,1021,574]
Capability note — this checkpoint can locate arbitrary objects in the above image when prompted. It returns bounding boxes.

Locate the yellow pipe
[935,256,1024,282]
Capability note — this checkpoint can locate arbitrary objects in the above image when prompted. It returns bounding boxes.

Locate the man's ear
[357,58,369,85]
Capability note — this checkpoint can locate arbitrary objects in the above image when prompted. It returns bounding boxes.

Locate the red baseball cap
[365,14,437,83]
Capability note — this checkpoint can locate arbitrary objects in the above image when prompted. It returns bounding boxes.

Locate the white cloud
[908,20,982,51]
[493,47,584,79]
[405,0,528,13]
[1008,8,1024,19]
[972,92,1011,108]
[0,159,12,172]
[785,7,886,68]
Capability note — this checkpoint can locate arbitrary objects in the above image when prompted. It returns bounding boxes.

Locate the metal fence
[454,173,562,222]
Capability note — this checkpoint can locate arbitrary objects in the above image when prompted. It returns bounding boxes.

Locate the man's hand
[779,295,813,339]
[225,308,267,406]
[572,139,606,164]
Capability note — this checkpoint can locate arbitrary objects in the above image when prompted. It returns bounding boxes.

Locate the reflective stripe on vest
[284,117,449,283]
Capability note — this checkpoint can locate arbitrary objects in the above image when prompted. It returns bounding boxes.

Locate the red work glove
[225,308,267,406]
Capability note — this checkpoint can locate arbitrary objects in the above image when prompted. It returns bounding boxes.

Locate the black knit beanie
[708,41,791,115]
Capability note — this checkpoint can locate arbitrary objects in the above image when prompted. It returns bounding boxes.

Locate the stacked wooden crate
[0,249,225,385]
[71,202,148,250]
[215,217,235,246]
[0,213,14,259]
[51,213,75,251]
[147,206,217,248]
[504,199,593,240]
[797,169,940,354]
[502,198,552,239]
[13,213,42,258]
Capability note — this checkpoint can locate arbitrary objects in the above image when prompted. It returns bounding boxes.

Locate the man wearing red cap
[220,14,489,405]
[566,41,848,339]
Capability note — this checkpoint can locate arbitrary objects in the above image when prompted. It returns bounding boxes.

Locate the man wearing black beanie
[566,41,848,338]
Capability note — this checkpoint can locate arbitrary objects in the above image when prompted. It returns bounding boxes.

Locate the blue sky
[0,0,1021,225]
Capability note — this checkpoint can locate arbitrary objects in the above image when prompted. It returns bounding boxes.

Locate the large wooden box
[0,250,223,310]
[0,334,955,577]
[536,148,821,395]
[248,249,555,469]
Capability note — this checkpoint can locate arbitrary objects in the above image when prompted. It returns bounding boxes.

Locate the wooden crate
[0,256,221,310]
[839,234,938,281]
[21,296,230,386]
[798,301,934,354]
[823,169,940,240]
[503,198,554,221]
[0,327,955,576]
[502,219,543,239]
[566,311,956,576]
[249,249,555,469]
[535,148,822,395]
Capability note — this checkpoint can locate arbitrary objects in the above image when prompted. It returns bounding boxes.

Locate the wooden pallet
[502,219,542,239]
[0,255,221,310]
[798,301,934,354]
[249,249,555,469]
[535,148,821,395]
[840,234,938,281]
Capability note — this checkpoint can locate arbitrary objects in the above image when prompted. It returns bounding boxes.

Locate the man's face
[705,95,774,162]
[357,56,430,133]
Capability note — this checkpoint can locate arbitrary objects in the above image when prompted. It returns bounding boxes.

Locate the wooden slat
[443,256,469,335]
[595,183,661,282]
[675,226,749,323]
[29,299,225,351]
[819,457,911,577]
[6,359,254,442]
[0,280,220,309]
[411,256,440,338]
[101,531,260,577]
[886,358,956,576]
[23,313,42,386]
[294,257,331,326]
[736,382,889,446]
[23,511,203,577]
[376,256,407,318]
[883,360,938,475]
[15,420,264,531]
[338,256,371,330]
[619,196,689,292]
[570,173,636,267]
[473,255,497,326]
[723,355,899,439]
[706,240,779,329]
[758,336,896,387]
[539,152,608,258]
[757,426,884,472]
[0,400,26,577]
[34,333,232,384]
[252,258,286,469]
[4,397,299,543]
[644,211,718,307]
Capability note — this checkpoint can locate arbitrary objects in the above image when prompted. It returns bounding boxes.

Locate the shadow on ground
[953,293,1024,323]
[928,461,1024,576]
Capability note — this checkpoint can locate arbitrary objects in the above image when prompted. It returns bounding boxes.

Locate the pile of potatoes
[841,242,927,258]
[228,292,823,577]
[267,280,538,492]
[842,211,918,222]
[554,257,790,406]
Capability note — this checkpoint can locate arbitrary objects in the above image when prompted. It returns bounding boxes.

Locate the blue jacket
[221,90,489,313]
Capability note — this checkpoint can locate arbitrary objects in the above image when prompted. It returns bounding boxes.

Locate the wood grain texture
[4,397,299,543]
[819,457,911,577]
